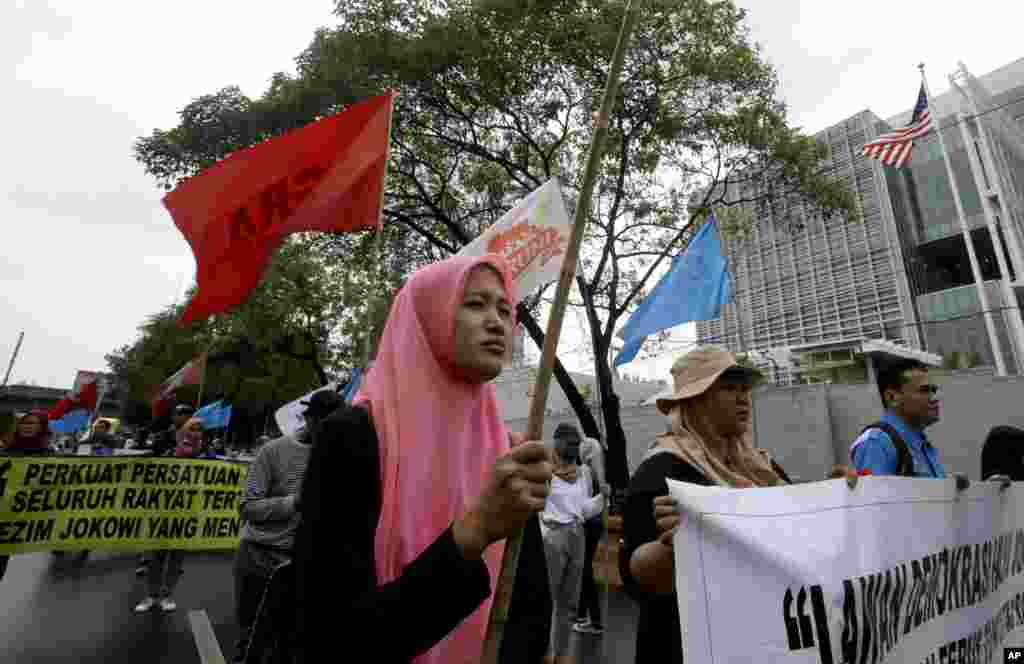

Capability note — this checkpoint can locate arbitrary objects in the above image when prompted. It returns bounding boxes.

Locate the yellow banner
[0,456,249,554]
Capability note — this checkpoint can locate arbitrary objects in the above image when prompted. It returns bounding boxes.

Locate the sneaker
[134,597,158,613]
[573,617,591,629]
[135,565,148,576]
[573,621,604,635]
[159,598,177,612]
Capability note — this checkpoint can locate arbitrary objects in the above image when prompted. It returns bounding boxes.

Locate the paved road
[0,550,640,663]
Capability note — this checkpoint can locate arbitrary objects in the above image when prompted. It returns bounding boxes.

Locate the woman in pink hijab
[288,254,554,664]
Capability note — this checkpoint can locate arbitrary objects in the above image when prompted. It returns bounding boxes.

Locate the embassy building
[697,57,1024,384]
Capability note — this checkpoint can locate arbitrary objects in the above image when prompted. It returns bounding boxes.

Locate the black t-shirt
[291,405,550,664]
[620,450,792,664]
[620,451,712,664]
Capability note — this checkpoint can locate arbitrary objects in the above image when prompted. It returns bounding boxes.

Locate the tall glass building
[697,57,1024,382]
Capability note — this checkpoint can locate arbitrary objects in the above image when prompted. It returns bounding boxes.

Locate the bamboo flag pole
[480,1,644,661]
[363,91,397,367]
[195,351,209,410]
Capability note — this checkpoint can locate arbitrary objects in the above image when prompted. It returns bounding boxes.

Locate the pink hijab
[353,253,516,664]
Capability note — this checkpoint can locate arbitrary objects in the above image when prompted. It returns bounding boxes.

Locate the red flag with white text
[163,92,395,325]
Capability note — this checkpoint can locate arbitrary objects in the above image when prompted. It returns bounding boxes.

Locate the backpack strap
[857,422,915,477]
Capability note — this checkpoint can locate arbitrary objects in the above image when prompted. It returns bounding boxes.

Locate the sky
[3,0,1023,389]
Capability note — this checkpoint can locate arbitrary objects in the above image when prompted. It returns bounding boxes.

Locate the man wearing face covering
[232,388,342,662]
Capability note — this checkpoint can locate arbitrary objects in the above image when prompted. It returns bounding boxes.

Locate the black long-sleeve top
[292,405,550,664]
[619,451,792,664]
[619,452,711,664]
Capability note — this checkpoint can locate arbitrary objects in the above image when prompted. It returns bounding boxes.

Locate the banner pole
[362,91,396,367]
[480,1,645,661]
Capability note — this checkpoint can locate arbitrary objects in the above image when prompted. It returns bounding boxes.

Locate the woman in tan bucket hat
[618,346,791,664]
[618,346,858,664]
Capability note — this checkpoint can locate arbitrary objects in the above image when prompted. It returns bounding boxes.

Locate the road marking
[188,609,227,664]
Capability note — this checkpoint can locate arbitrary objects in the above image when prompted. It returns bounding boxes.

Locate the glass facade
[697,59,1024,379]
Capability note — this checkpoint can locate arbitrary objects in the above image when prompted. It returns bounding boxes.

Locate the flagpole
[918,63,1006,376]
[87,376,108,433]
[480,0,645,661]
[363,91,396,367]
[195,352,209,410]
[1,331,24,391]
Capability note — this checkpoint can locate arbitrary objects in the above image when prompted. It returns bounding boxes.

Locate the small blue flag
[614,213,733,367]
[50,409,91,434]
[195,400,232,429]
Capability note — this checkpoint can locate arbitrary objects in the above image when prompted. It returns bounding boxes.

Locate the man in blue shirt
[851,359,945,478]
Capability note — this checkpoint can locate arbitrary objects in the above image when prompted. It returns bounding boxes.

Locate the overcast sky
[4,0,1023,388]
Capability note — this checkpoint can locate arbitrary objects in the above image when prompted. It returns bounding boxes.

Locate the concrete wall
[506,368,1024,484]
[750,384,836,483]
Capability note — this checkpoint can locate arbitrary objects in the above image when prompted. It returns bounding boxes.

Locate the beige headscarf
[650,399,784,488]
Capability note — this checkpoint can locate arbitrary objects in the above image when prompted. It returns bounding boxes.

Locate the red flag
[149,355,207,418]
[163,92,395,325]
[48,371,99,420]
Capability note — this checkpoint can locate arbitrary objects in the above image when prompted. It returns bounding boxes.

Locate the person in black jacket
[288,254,553,664]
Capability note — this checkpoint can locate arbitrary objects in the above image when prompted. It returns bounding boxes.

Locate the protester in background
[138,406,195,577]
[5,411,53,455]
[134,417,206,614]
[850,359,945,478]
[289,255,552,664]
[152,405,194,457]
[0,411,55,581]
[0,409,15,449]
[542,423,605,664]
[87,419,118,456]
[981,426,1024,481]
[232,389,343,663]
[620,347,793,664]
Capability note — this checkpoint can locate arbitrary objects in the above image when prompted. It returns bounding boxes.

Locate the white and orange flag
[457,178,574,297]
[150,354,207,418]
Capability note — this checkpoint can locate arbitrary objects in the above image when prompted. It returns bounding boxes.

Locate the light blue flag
[195,400,232,429]
[50,409,91,434]
[614,213,733,367]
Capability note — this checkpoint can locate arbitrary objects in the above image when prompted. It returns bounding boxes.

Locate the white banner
[668,477,1024,664]
[456,178,573,297]
[274,383,338,439]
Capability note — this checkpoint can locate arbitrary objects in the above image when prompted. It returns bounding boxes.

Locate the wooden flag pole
[480,1,644,661]
[195,351,210,410]
[363,91,397,367]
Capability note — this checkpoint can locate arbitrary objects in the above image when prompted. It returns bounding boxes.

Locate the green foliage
[132,0,858,449]
[104,237,388,426]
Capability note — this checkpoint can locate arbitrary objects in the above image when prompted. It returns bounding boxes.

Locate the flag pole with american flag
[861,84,933,168]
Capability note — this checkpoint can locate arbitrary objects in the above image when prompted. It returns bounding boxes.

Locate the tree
[105,238,378,434]
[133,0,857,493]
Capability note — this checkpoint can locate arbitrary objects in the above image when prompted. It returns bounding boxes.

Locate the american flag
[861,84,933,168]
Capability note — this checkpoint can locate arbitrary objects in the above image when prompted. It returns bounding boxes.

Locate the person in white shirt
[541,423,605,664]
